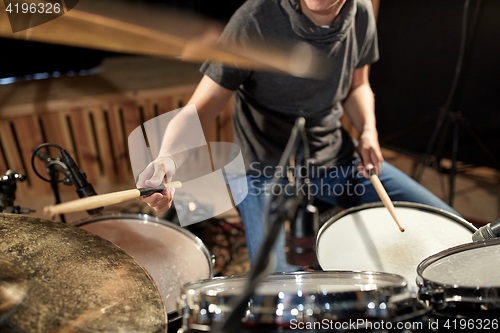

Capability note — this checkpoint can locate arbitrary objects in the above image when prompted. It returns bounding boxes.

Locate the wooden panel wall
[0,85,234,201]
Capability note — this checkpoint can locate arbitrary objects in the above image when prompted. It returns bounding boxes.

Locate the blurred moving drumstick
[370,174,405,232]
[43,181,182,216]
[0,0,322,78]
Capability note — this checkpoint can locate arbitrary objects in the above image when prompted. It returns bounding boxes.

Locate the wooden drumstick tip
[369,173,405,233]
[167,181,182,189]
[43,206,52,216]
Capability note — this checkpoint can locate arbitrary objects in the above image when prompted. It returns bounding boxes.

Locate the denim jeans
[235,160,458,272]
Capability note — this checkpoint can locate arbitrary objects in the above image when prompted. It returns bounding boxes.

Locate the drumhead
[73,213,213,314]
[418,239,500,287]
[316,202,475,287]
[417,238,500,312]
[179,271,412,329]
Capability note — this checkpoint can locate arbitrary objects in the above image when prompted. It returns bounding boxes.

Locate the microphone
[59,149,103,215]
[472,219,500,241]
[286,203,318,266]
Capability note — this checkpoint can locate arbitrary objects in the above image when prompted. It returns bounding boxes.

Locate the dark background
[2,0,498,169]
[371,0,500,169]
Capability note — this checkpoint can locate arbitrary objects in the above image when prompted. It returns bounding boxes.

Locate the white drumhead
[76,215,211,313]
[317,203,474,287]
[421,244,500,287]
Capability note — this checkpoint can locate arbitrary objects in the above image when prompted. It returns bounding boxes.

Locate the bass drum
[72,213,213,327]
[417,237,500,318]
[316,202,476,287]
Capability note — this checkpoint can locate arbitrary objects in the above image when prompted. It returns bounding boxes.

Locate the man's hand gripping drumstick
[136,155,178,212]
[42,155,180,216]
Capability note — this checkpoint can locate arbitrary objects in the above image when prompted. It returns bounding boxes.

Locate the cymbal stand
[0,170,34,214]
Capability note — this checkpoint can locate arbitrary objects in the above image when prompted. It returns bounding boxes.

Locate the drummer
[138,0,458,272]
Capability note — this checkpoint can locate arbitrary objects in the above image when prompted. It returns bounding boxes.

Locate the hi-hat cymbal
[0,0,321,78]
[0,213,167,333]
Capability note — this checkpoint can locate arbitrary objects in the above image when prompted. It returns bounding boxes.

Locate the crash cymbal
[0,0,320,77]
[0,213,167,333]
[0,258,28,322]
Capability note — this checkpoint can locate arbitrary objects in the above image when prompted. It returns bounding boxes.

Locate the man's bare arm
[139,75,234,212]
[343,65,384,177]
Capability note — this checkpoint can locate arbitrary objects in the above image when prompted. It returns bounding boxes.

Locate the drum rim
[417,237,500,291]
[72,212,214,278]
[181,270,408,293]
[317,201,475,241]
[178,271,413,328]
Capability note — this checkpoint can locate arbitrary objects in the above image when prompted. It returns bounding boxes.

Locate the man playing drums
[138,0,456,272]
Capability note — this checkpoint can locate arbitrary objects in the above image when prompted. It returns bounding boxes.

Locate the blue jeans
[236,160,458,272]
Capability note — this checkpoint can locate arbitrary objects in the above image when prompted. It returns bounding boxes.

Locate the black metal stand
[209,118,311,333]
[410,0,500,206]
[48,167,66,223]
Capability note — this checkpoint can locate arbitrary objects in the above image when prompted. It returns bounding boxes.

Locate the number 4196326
[6,2,61,14]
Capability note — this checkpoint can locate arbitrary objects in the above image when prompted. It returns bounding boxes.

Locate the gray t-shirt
[201,0,379,176]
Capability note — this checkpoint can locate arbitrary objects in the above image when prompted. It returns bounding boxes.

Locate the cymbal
[0,213,167,333]
[0,259,28,322]
[0,0,321,78]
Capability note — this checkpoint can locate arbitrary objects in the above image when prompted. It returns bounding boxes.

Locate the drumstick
[370,174,405,232]
[43,181,182,216]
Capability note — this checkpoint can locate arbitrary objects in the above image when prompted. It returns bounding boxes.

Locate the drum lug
[211,254,216,266]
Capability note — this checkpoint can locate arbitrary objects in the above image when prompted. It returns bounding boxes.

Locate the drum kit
[1,1,499,332]
[1,201,499,332]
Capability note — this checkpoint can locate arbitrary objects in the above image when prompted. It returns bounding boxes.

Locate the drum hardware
[417,237,500,317]
[0,170,33,214]
[472,219,500,241]
[209,118,318,333]
[316,202,476,287]
[72,213,213,330]
[32,143,103,222]
[0,213,167,332]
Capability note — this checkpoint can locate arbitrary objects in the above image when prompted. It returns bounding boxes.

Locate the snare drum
[178,271,423,332]
[72,214,213,322]
[417,238,500,317]
[316,202,476,287]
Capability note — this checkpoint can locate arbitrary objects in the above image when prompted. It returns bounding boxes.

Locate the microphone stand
[32,143,103,222]
[34,148,73,223]
[210,118,311,333]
